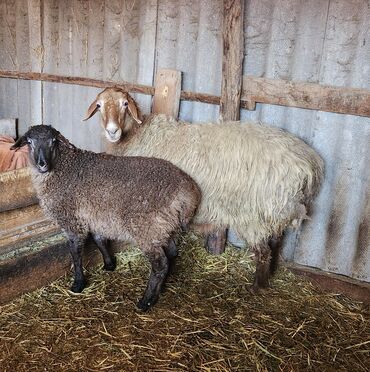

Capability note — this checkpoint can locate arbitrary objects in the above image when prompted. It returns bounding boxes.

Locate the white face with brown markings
[83,88,142,143]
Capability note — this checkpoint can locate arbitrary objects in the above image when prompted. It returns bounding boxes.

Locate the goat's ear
[127,95,142,124]
[10,134,28,150]
[83,98,100,121]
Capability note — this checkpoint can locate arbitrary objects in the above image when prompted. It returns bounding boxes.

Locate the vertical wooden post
[153,69,182,119]
[207,0,244,255]
[27,0,44,125]
[220,0,244,121]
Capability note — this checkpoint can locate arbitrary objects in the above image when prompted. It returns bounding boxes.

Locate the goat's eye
[52,138,57,143]
[123,101,128,107]
[27,138,33,145]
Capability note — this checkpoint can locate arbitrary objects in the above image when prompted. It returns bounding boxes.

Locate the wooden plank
[0,70,155,95]
[284,262,370,305]
[242,75,370,117]
[0,168,38,212]
[0,204,58,253]
[152,69,182,118]
[2,70,370,118]
[220,0,244,121]
[0,234,129,304]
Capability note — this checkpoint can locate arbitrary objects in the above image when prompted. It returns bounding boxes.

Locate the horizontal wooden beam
[242,76,370,117]
[1,70,370,117]
[284,262,370,305]
[0,70,155,95]
[0,69,220,106]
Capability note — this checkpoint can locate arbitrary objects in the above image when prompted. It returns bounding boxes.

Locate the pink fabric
[0,135,29,172]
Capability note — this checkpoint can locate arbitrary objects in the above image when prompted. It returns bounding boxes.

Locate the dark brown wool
[12,125,201,310]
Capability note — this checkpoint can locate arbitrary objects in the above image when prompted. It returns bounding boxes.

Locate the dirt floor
[0,234,369,371]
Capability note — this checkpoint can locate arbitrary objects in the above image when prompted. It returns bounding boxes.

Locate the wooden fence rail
[1,70,370,118]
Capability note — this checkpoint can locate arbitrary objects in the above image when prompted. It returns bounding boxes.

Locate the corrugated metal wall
[240,0,370,282]
[0,0,369,282]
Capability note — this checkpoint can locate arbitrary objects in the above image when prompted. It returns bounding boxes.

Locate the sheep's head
[10,125,71,173]
[83,88,142,143]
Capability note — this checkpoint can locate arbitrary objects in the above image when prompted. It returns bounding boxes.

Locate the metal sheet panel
[41,0,158,151]
[0,0,41,134]
[240,0,370,282]
[155,0,223,122]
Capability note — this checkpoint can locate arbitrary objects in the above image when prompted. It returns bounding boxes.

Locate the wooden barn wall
[0,0,369,282]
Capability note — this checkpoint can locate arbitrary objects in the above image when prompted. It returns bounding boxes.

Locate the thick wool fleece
[107,114,324,246]
[32,141,200,249]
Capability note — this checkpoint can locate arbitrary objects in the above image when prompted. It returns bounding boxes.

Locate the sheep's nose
[109,128,118,134]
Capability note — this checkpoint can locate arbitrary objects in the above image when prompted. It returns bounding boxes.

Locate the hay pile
[0,234,369,371]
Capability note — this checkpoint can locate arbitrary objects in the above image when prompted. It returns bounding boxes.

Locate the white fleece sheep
[83,88,324,289]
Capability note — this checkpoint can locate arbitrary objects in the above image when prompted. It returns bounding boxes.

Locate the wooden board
[152,69,182,118]
[220,0,244,121]
[285,262,370,305]
[242,75,370,117]
[0,167,38,212]
[0,204,58,253]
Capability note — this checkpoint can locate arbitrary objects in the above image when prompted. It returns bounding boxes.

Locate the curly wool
[31,136,200,249]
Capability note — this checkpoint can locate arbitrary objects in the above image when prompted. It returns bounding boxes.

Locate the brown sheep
[11,125,201,311]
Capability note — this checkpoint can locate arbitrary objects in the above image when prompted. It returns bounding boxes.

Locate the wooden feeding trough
[0,167,62,303]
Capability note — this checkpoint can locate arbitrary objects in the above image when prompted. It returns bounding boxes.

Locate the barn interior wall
[0,0,369,282]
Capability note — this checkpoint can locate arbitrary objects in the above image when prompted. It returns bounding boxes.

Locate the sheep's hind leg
[67,232,88,293]
[251,243,271,293]
[92,233,116,271]
[137,247,169,311]
[269,234,284,276]
[206,228,228,255]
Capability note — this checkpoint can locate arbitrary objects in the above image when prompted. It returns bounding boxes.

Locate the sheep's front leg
[251,243,271,293]
[137,248,169,311]
[92,233,116,271]
[67,232,87,293]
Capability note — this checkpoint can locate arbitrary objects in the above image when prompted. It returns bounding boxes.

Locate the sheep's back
[37,150,200,245]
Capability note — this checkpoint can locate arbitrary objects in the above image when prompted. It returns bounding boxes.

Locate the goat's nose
[39,159,45,167]
[109,128,118,134]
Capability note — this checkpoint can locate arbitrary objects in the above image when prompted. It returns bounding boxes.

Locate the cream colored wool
[106,114,324,247]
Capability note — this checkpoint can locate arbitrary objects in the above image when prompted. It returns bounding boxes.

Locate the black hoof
[137,298,153,311]
[103,256,117,271]
[70,280,86,293]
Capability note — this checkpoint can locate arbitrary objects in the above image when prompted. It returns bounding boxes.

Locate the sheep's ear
[57,133,75,149]
[83,98,100,121]
[127,95,142,124]
[10,134,28,150]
